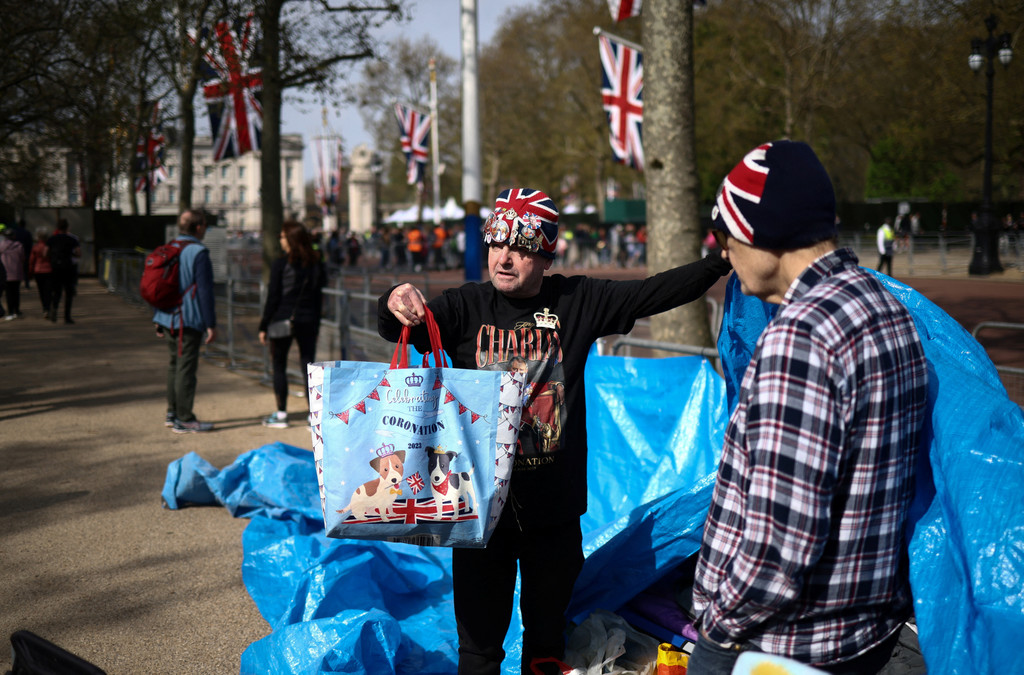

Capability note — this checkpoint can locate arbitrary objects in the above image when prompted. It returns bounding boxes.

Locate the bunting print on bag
[607,0,641,21]
[194,15,263,161]
[394,103,431,185]
[134,100,169,193]
[598,33,644,171]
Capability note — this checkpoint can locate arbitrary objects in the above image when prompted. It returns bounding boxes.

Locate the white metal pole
[429,58,442,226]
[461,0,482,280]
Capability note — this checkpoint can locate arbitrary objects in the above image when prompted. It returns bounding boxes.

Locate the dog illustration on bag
[426,446,477,518]
[339,444,406,521]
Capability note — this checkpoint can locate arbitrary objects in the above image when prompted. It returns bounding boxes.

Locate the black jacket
[259,257,326,332]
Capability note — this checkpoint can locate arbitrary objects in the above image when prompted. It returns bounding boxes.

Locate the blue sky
[281,0,533,180]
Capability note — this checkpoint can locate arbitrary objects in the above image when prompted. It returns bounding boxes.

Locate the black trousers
[268,322,318,411]
[34,272,53,312]
[453,514,584,675]
[50,267,77,319]
[877,253,893,276]
[687,622,903,675]
[4,281,21,316]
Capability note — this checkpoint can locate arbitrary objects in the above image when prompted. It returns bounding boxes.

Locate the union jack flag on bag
[598,33,644,171]
[134,100,168,193]
[607,0,641,21]
[394,103,430,185]
[193,15,263,161]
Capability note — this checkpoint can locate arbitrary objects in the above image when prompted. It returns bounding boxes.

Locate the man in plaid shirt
[690,141,929,675]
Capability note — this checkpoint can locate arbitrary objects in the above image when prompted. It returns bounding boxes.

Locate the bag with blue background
[308,309,524,548]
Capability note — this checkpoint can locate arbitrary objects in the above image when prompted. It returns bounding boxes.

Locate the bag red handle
[390,307,444,370]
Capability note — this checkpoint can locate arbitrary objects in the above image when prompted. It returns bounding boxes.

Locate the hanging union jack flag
[134,100,168,193]
[607,0,703,21]
[598,33,644,171]
[193,15,263,161]
[607,0,641,21]
[394,103,430,185]
[314,135,343,213]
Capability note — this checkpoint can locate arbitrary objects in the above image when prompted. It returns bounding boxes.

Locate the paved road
[0,263,1020,673]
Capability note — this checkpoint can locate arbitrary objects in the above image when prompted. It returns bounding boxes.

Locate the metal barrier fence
[100,246,1022,407]
[839,232,1024,276]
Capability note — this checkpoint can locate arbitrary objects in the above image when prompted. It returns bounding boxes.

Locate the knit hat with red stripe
[711,140,836,250]
[483,188,559,259]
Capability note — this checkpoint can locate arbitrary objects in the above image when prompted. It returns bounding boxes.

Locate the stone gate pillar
[348,144,376,234]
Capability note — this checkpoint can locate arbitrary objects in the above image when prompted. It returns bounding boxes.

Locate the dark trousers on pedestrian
[686,623,902,675]
[877,253,893,276]
[49,267,77,320]
[268,322,318,411]
[166,328,203,422]
[34,272,53,314]
[4,281,21,316]
[33,272,52,315]
[452,514,584,675]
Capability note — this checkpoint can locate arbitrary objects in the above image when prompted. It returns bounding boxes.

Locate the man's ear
[543,258,553,271]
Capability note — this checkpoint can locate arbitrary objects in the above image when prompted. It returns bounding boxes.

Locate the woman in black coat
[258,220,326,427]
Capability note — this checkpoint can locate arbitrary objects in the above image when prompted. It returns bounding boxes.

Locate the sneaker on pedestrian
[262,412,289,429]
[64,317,74,325]
[164,411,176,427]
[3,314,15,321]
[173,418,214,433]
[47,309,57,323]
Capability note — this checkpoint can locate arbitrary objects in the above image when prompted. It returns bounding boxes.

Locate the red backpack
[140,240,194,310]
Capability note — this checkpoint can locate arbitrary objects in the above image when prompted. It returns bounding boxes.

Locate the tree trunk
[259,0,284,282]
[643,0,713,350]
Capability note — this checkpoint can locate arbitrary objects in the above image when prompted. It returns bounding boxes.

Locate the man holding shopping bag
[379,187,730,675]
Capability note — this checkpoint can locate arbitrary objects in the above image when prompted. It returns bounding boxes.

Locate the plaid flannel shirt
[693,248,928,665]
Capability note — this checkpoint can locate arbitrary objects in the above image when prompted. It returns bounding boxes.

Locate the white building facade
[144,134,304,231]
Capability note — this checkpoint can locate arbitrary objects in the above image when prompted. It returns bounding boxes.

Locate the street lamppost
[967,14,1013,275]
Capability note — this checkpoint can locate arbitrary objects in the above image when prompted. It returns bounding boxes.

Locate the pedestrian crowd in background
[0,218,80,324]
[315,221,650,276]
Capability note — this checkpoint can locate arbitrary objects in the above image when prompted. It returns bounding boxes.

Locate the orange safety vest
[406,229,424,253]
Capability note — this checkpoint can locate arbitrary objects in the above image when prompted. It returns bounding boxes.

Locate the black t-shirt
[379,254,730,527]
[47,232,79,270]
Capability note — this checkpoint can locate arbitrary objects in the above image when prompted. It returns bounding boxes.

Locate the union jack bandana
[711,140,836,250]
[484,188,560,259]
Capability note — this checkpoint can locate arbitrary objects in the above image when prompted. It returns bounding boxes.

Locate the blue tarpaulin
[164,271,1024,674]
[163,356,726,674]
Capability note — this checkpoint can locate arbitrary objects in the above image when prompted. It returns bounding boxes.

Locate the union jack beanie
[712,140,836,250]
[483,188,560,259]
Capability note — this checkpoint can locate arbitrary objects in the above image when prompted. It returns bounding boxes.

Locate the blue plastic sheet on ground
[164,270,1024,675]
[164,355,725,674]
[718,272,1024,675]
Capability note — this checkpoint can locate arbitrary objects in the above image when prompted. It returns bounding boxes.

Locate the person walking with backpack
[152,209,217,433]
[258,220,326,428]
[46,218,81,324]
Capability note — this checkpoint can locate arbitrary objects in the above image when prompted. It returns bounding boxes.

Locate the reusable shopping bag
[307,309,524,548]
